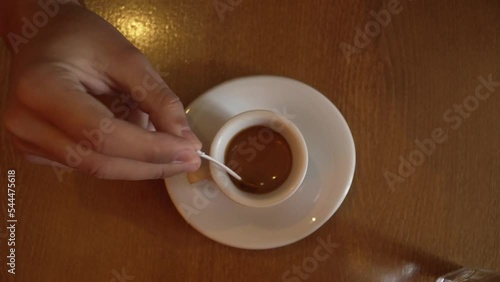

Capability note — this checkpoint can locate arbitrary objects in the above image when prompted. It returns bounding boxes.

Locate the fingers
[105,51,202,147]
[10,111,74,169]
[4,103,201,180]
[10,137,68,167]
[11,136,46,156]
[24,154,68,168]
[16,65,199,165]
[126,107,149,129]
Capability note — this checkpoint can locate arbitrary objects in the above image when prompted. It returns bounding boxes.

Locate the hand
[2,1,202,180]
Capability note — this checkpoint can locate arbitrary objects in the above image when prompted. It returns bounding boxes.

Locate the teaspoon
[197,150,242,181]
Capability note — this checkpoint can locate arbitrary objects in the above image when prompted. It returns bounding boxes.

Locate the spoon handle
[197,150,243,181]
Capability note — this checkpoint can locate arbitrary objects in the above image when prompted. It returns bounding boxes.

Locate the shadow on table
[300,217,462,281]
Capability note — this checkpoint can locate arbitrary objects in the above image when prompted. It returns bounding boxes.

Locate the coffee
[224,125,293,194]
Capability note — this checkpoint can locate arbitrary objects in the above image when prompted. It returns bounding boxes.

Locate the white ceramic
[165,76,356,250]
[210,110,308,208]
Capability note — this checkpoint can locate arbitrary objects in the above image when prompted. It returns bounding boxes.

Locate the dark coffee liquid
[224,126,293,194]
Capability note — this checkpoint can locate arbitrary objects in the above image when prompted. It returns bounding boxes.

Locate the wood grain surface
[1,0,499,281]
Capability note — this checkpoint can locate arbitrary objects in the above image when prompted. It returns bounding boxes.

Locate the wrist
[1,0,81,52]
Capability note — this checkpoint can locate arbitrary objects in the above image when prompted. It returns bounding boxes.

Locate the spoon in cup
[196,150,242,181]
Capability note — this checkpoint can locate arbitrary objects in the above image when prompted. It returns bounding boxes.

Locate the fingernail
[181,128,200,142]
[184,160,201,172]
[181,127,202,149]
[173,149,197,164]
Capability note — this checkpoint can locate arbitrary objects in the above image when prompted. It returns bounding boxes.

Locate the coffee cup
[210,110,308,208]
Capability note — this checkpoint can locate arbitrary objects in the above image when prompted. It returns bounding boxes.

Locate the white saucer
[165,76,356,250]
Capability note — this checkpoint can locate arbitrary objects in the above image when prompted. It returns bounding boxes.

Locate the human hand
[2,1,202,180]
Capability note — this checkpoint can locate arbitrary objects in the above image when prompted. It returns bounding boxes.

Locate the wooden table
[1,0,499,281]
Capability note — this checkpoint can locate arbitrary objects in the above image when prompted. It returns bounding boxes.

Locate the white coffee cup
[210,110,308,208]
